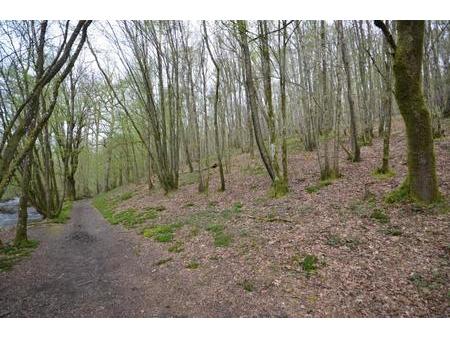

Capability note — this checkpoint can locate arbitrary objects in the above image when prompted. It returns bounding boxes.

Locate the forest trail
[1,121,449,317]
[0,200,211,317]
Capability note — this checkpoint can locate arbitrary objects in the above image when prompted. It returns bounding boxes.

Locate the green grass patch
[112,207,158,228]
[301,254,319,274]
[408,271,447,291]
[214,232,232,247]
[186,260,200,269]
[232,202,243,213]
[292,254,323,276]
[93,193,160,227]
[205,223,224,232]
[370,208,390,223]
[118,191,134,201]
[92,193,116,223]
[52,201,73,223]
[142,222,182,243]
[385,181,410,204]
[240,279,255,292]
[206,223,232,247]
[306,179,333,194]
[0,240,39,272]
[372,168,396,180]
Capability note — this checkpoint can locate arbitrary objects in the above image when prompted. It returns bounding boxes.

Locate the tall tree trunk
[391,21,439,203]
[336,20,361,162]
[279,20,289,185]
[15,154,32,246]
[238,20,286,196]
[203,21,225,191]
[380,28,393,174]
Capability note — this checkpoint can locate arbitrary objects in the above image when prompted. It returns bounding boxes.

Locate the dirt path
[0,200,213,317]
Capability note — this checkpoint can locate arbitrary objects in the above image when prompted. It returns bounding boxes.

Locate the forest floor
[0,118,449,317]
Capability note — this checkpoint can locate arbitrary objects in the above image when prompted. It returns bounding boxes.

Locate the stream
[0,197,43,230]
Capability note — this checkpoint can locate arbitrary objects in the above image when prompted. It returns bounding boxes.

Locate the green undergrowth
[93,192,163,228]
[349,194,377,218]
[292,253,324,277]
[206,223,232,247]
[51,200,73,223]
[385,181,449,215]
[306,178,334,194]
[181,202,241,247]
[92,193,116,222]
[370,208,390,223]
[372,168,396,180]
[186,260,200,269]
[0,240,39,272]
[239,279,255,292]
[269,179,288,198]
[142,223,182,242]
[112,207,159,228]
[118,191,134,202]
[385,181,410,204]
[409,271,447,292]
[349,195,392,225]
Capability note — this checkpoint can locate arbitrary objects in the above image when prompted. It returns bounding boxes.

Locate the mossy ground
[306,178,334,194]
[93,193,161,228]
[0,240,39,272]
[370,208,390,223]
[186,260,200,269]
[142,223,182,243]
[239,279,255,292]
[385,180,411,204]
[51,201,73,223]
[372,168,396,180]
[269,179,288,198]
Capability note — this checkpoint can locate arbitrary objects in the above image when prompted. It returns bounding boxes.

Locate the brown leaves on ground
[1,118,448,317]
[108,118,449,317]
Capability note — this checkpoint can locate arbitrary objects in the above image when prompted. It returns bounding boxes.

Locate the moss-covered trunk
[15,154,32,246]
[66,173,76,201]
[393,21,439,203]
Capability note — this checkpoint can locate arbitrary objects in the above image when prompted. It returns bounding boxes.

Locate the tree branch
[374,20,396,52]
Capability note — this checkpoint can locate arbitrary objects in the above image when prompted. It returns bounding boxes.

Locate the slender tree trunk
[238,20,287,196]
[15,154,32,246]
[279,20,289,185]
[380,30,393,174]
[203,21,225,191]
[336,20,361,162]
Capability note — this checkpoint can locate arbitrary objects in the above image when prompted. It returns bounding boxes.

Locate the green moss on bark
[392,21,439,204]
